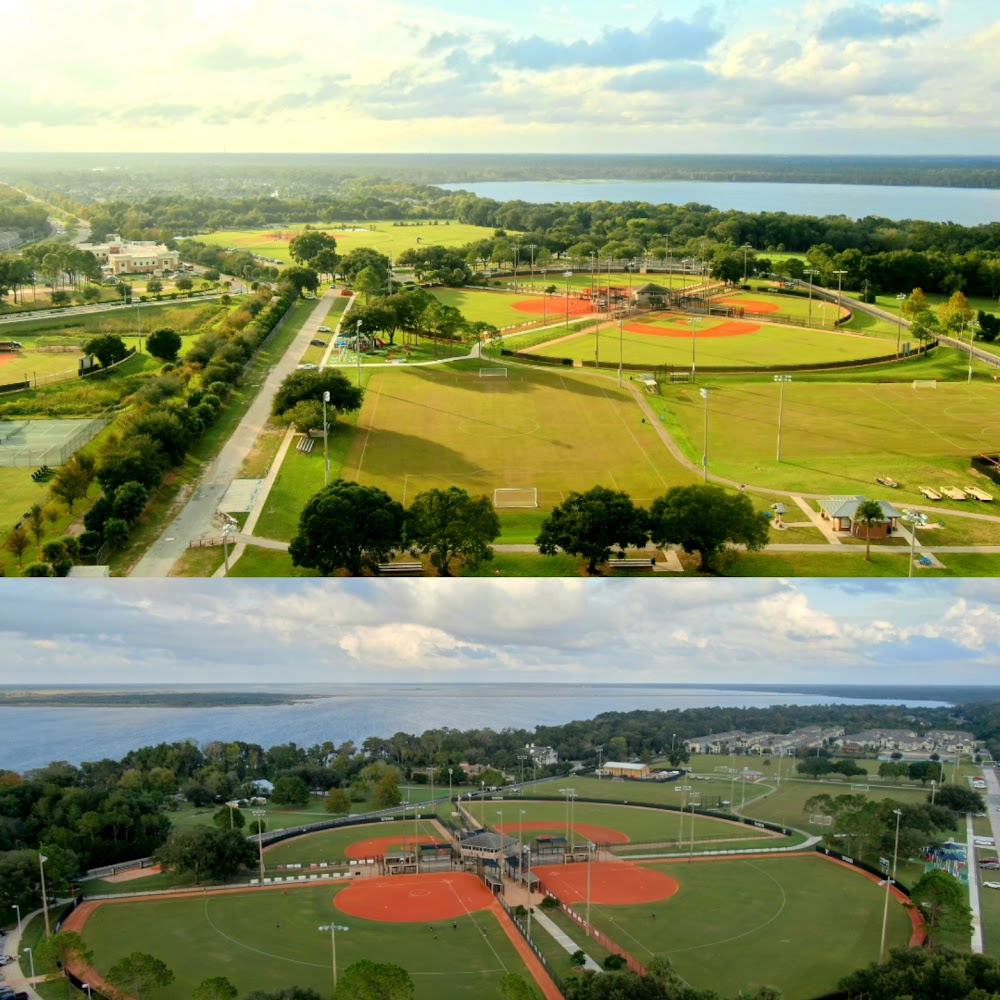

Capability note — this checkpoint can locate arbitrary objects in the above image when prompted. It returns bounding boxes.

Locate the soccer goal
[912,379,937,388]
[494,487,538,508]
[480,367,508,378]
[850,783,870,791]
[809,814,834,826]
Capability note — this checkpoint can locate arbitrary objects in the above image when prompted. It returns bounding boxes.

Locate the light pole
[617,319,623,387]
[252,809,266,884]
[318,924,349,991]
[688,791,701,860]
[803,269,820,327]
[222,521,235,577]
[901,509,928,578]
[588,252,596,301]
[497,809,504,877]
[968,320,977,383]
[414,800,420,874]
[690,316,699,381]
[513,244,520,290]
[775,375,792,462]
[519,808,526,884]
[741,243,753,283]
[700,387,709,482]
[626,261,634,315]
[355,319,362,385]
[878,809,903,963]
[82,984,92,999]
[560,788,576,844]
[527,244,536,287]
[11,903,21,933]
[586,839,593,929]
[23,947,34,980]
[480,781,485,827]
[596,746,604,778]
[448,767,453,804]
[832,270,847,322]
[39,852,50,938]
[322,390,330,487]
[896,292,907,357]
[136,292,142,355]
[675,785,691,844]
[564,271,573,332]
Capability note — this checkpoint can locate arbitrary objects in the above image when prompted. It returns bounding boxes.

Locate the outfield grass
[341,363,695,513]
[591,855,913,998]
[262,819,445,867]
[81,883,535,1000]
[525,312,903,369]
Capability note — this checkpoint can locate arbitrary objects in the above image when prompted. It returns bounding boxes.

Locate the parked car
[978,859,1000,868]
[310,339,327,347]
[984,881,1000,889]
[318,326,331,332]
[296,363,317,370]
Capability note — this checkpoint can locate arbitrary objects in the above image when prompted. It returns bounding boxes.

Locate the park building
[78,234,179,277]
[599,761,651,779]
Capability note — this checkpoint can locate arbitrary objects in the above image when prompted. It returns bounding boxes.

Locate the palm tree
[855,498,885,561]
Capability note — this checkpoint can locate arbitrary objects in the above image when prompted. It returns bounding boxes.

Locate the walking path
[130,289,338,576]
[967,811,985,954]
[528,907,601,972]
[0,909,46,1000]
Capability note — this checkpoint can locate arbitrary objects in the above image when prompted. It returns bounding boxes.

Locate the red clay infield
[513,297,595,316]
[500,822,630,844]
[534,861,679,905]
[624,319,759,338]
[335,871,493,922]
[345,835,439,858]
[716,297,780,313]
[0,352,16,369]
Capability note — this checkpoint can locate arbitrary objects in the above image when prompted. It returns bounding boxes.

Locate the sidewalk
[527,907,601,972]
[1,909,46,1000]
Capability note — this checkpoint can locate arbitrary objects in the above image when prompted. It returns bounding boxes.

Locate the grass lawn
[589,855,913,998]
[80,882,535,1000]
[652,377,1000,503]
[169,544,225,577]
[341,363,695,513]
[262,819,446,866]
[725,550,1000,577]
[525,312,902,369]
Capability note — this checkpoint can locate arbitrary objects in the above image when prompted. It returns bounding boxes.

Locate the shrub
[24,562,55,577]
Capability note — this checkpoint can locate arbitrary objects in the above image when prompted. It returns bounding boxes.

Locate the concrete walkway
[130,288,339,576]
[967,811,985,953]
[1,909,46,1000]
[528,907,602,972]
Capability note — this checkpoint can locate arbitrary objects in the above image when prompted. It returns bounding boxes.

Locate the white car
[297,363,317,370]
[318,326,331,332]
[984,881,1000,889]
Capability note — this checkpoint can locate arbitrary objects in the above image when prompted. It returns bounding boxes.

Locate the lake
[436,180,1000,226]
[0,684,951,773]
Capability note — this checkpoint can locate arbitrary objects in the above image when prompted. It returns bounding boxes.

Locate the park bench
[377,561,424,575]
[610,557,656,570]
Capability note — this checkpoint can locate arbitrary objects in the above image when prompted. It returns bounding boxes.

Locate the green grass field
[653,378,1000,502]
[590,855,913,999]
[525,312,900,369]
[194,221,501,263]
[262,819,446,867]
[80,883,535,1000]
[340,362,695,514]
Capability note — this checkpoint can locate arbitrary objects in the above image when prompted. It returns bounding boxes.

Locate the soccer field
[341,363,696,510]
[656,379,1000,499]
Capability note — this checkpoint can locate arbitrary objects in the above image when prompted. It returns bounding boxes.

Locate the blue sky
[3,1,994,154]
[0,579,997,685]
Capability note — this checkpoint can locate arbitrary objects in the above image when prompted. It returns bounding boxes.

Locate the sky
[4,1,996,155]
[0,578,998,685]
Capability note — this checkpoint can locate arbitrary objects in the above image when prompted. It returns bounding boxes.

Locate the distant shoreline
[0,690,317,708]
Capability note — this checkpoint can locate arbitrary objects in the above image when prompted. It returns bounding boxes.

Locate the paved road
[130,290,337,576]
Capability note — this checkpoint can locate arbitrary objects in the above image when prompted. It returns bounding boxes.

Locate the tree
[647,485,769,572]
[339,248,389,286]
[212,806,245,830]
[324,787,351,814]
[840,946,1000,1000]
[155,827,256,883]
[909,868,972,949]
[35,931,93,997]
[536,486,648,574]
[191,978,238,1000]
[353,265,383,303]
[49,458,91,512]
[113,481,148,522]
[3,525,29,567]
[334,959,414,1000]
[272,775,310,808]
[569,950,587,968]
[404,487,500,576]
[372,772,402,809]
[145,277,163,295]
[278,265,320,298]
[934,785,985,813]
[976,309,1000,343]
[106,952,175,1000]
[102,517,129,550]
[902,287,929,319]
[146,328,181,361]
[289,231,337,268]
[84,334,128,369]
[175,276,193,291]
[26,503,45,546]
[854,498,885,562]
[938,289,974,335]
[910,307,940,344]
[289,480,405,576]
[271,369,363,426]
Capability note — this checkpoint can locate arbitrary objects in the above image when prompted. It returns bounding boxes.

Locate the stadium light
[11,904,21,934]
[559,788,576,844]
[675,784,691,843]
[448,767,453,804]
[356,319,362,384]
[741,242,753,283]
[832,269,847,317]
[878,809,903,963]
[23,947,34,980]
[252,809,267,884]
[968,320,978,383]
[700,388,709,481]
[38,852,50,938]
[775,375,792,462]
[896,293,907,357]
[322,390,331,487]
[803,269,820,327]
[318,924,349,990]
[564,271,573,332]
[691,316,699,381]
